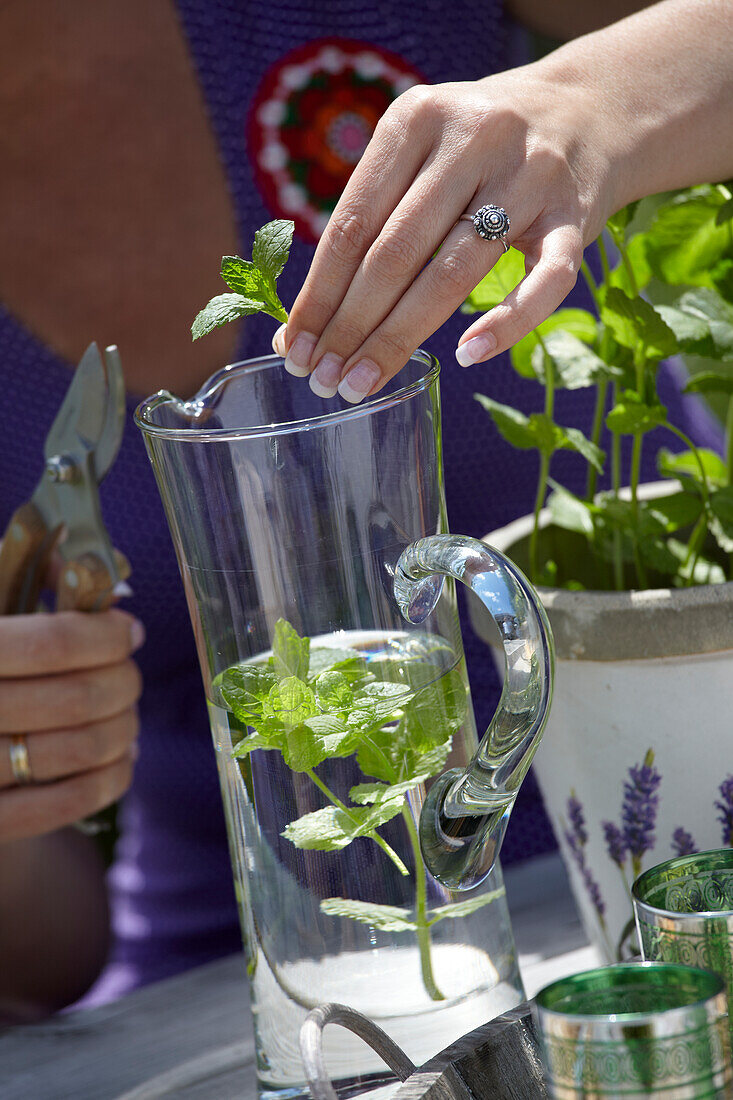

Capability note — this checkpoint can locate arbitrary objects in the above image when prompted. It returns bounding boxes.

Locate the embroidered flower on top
[248,38,424,243]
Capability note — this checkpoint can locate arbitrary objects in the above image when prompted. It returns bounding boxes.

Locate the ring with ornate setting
[460,204,511,251]
[9,734,33,785]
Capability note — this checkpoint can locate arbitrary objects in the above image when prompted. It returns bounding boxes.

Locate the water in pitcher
[207,629,523,1095]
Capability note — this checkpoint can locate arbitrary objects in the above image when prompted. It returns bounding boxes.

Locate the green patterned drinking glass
[634,848,733,1046]
[534,962,732,1098]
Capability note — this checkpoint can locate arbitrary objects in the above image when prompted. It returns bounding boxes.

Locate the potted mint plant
[464,183,733,960]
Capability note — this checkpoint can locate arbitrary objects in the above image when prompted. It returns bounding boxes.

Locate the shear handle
[57,550,131,613]
[0,503,63,616]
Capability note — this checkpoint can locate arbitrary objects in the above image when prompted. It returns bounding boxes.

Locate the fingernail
[309,353,344,398]
[130,619,146,653]
[455,332,497,367]
[337,359,381,404]
[284,331,317,377]
[271,323,287,357]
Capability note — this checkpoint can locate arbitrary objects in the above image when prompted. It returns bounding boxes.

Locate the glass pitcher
[135,349,554,1098]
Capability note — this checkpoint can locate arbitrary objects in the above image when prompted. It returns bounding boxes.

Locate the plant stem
[530,452,550,583]
[610,228,640,298]
[401,804,445,1001]
[611,387,625,590]
[306,768,409,877]
[597,233,612,285]
[726,399,733,486]
[586,379,608,501]
[580,258,602,312]
[630,433,648,589]
[529,341,555,582]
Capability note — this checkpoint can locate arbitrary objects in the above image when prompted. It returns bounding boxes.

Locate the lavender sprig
[563,794,606,924]
[671,826,698,857]
[715,776,733,847]
[622,749,662,875]
[603,820,628,866]
[568,791,588,846]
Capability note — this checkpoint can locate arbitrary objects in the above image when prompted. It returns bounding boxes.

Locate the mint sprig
[218,618,472,1002]
[191,219,294,339]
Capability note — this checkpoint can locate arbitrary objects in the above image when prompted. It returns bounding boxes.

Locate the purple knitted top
[0,0,720,1003]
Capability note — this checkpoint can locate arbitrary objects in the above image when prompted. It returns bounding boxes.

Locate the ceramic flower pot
[470,488,733,960]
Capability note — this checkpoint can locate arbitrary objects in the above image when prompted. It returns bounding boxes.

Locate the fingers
[0,659,143,733]
[0,609,144,679]
[302,161,480,398]
[284,92,433,377]
[455,222,584,366]
[0,709,139,788]
[0,751,136,842]
[328,221,506,400]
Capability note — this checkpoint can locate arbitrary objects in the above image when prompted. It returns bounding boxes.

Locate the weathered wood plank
[395,1004,548,1100]
[0,955,254,1100]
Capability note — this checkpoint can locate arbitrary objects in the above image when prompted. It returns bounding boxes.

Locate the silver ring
[460,204,510,251]
[9,734,33,785]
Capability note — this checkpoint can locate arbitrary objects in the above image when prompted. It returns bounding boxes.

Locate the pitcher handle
[394,534,554,892]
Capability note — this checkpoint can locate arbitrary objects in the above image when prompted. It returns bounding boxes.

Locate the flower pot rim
[477,482,733,661]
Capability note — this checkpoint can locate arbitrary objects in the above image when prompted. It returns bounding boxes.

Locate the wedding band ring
[461,204,511,251]
[9,734,33,785]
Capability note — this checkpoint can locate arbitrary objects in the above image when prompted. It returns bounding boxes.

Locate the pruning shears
[0,343,131,616]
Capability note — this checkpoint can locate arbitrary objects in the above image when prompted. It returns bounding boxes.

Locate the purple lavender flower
[564,825,606,922]
[567,792,588,846]
[581,863,606,918]
[622,749,662,871]
[671,827,698,857]
[603,820,628,866]
[715,776,733,847]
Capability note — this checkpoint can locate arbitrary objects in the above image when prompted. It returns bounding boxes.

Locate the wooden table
[1,853,599,1100]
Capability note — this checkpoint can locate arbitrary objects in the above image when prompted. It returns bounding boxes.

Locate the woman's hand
[276,0,733,403]
[0,609,143,842]
[277,65,613,401]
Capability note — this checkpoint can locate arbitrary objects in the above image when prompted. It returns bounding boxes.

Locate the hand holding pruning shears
[0,345,143,841]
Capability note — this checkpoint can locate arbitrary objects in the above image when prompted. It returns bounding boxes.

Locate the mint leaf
[221,254,287,324]
[427,887,506,925]
[600,288,677,360]
[272,619,310,682]
[548,485,594,537]
[193,219,294,338]
[561,426,605,471]
[666,539,726,586]
[314,670,353,712]
[400,666,467,745]
[646,492,703,533]
[266,677,317,730]
[684,371,733,396]
[231,730,280,758]
[320,898,417,932]
[510,308,598,380]
[220,256,268,298]
[474,396,604,469]
[349,776,431,805]
[191,293,267,340]
[219,664,276,722]
[252,219,294,282]
[645,189,731,288]
[281,715,356,772]
[532,330,619,390]
[710,487,733,539]
[461,247,525,313]
[657,447,728,489]
[606,394,668,435]
[282,799,404,852]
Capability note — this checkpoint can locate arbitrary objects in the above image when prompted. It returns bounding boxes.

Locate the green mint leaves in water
[218,619,505,1001]
[191,219,294,339]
